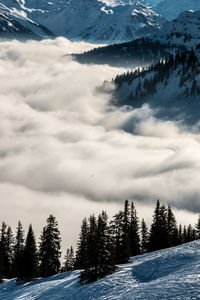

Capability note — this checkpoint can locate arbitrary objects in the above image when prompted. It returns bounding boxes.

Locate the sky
[0,37,199,255]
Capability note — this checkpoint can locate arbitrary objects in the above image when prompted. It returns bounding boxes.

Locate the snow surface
[1,241,200,299]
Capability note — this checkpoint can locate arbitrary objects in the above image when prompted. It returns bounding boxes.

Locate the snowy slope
[153,0,200,20]
[0,3,54,39]
[0,0,167,43]
[1,241,200,299]
[0,11,41,40]
[113,50,200,123]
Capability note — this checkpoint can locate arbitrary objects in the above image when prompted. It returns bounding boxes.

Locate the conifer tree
[121,200,131,263]
[109,210,124,264]
[195,215,200,239]
[167,206,179,247]
[13,221,25,279]
[129,202,140,256]
[183,225,187,243]
[178,224,183,244]
[0,222,7,278]
[186,224,194,242]
[39,215,61,277]
[75,218,88,270]
[95,212,116,280]
[0,240,3,282]
[141,219,148,254]
[80,212,116,284]
[22,225,38,281]
[63,246,75,272]
[148,201,169,251]
[4,226,14,278]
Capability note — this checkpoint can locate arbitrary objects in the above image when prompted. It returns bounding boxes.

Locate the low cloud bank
[0,37,199,247]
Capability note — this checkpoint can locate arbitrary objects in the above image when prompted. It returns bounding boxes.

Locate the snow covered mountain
[74,9,200,67]
[153,10,200,49]
[0,11,41,40]
[1,240,200,299]
[153,0,200,21]
[0,3,54,39]
[0,0,167,43]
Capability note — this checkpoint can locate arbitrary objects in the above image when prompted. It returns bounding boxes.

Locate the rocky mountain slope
[1,241,200,299]
[0,0,167,42]
[153,0,200,20]
[0,11,41,40]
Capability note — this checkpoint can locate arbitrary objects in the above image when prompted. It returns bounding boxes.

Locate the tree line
[114,49,200,104]
[1,200,200,285]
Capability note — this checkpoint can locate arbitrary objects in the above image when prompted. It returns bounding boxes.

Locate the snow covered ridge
[1,240,200,299]
[153,0,200,21]
[113,50,200,123]
[0,11,41,40]
[0,0,167,42]
[153,9,200,49]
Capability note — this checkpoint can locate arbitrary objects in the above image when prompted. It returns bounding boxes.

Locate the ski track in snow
[1,241,200,299]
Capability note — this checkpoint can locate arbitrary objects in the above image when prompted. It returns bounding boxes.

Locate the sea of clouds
[0,37,199,249]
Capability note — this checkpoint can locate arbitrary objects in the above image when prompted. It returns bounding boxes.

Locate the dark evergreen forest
[0,200,200,285]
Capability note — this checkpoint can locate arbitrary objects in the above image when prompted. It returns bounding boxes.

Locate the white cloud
[0,38,200,251]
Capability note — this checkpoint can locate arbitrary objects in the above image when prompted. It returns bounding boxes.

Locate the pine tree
[0,241,3,282]
[95,212,116,280]
[63,246,75,272]
[22,225,38,281]
[109,211,124,264]
[178,224,183,244]
[4,226,14,278]
[141,219,148,254]
[39,215,61,277]
[80,212,116,284]
[167,206,179,247]
[148,201,169,251]
[183,225,187,243]
[0,222,7,278]
[195,215,200,239]
[13,221,25,279]
[75,218,89,270]
[129,202,140,256]
[186,224,193,242]
[121,200,131,263]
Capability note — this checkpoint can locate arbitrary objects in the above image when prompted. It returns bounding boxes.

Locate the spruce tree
[178,224,183,244]
[13,221,25,279]
[95,212,116,280]
[80,212,116,284]
[167,206,179,247]
[4,226,14,278]
[148,201,169,251]
[75,218,88,270]
[195,215,200,239]
[141,219,148,254]
[22,225,38,281]
[121,200,131,263]
[129,202,140,256]
[0,241,3,282]
[0,222,7,278]
[109,210,124,264]
[39,215,61,277]
[63,246,75,272]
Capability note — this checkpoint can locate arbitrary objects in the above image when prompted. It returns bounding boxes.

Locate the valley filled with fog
[0,37,199,250]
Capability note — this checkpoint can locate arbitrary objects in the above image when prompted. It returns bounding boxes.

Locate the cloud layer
[0,37,200,249]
